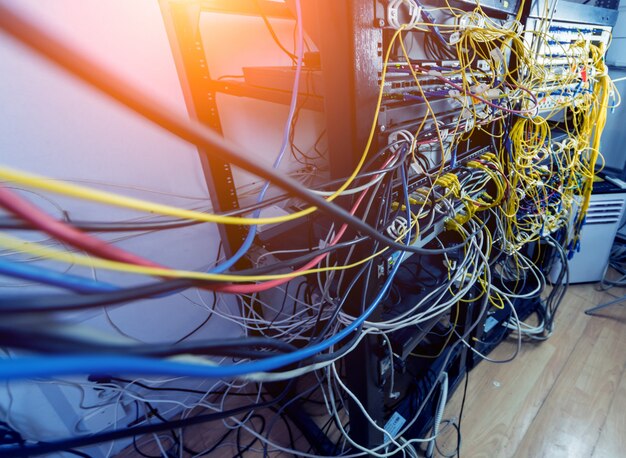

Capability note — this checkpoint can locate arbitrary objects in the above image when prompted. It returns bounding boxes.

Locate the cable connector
[459,12,484,30]
[502,19,522,35]
[387,0,421,30]
[448,31,462,45]
[470,83,489,95]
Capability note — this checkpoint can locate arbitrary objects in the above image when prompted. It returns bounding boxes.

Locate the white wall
[0,0,242,338]
[607,5,626,67]
[0,2,226,455]
[0,0,323,455]
[0,0,209,204]
[601,5,626,175]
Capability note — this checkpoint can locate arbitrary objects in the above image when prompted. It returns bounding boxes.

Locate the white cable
[311,155,400,197]
[426,372,448,458]
[329,363,404,455]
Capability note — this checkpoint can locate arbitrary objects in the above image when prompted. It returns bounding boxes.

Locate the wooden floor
[438,283,626,458]
[119,283,626,457]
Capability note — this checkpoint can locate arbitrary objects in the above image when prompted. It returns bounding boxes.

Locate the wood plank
[118,286,626,457]
[591,363,626,458]
[512,296,626,458]
[568,283,626,308]
[437,291,592,458]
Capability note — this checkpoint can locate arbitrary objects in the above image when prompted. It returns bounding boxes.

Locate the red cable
[214,188,368,294]
[215,156,396,295]
[0,155,393,294]
[0,185,163,268]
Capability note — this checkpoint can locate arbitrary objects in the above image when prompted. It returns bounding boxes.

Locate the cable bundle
[0,0,619,456]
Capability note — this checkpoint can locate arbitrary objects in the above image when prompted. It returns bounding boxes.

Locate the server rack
[159,0,619,452]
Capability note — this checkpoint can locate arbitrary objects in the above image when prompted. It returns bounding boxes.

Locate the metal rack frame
[157,0,525,451]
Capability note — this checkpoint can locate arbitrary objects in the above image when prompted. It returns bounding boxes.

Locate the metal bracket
[160,1,250,260]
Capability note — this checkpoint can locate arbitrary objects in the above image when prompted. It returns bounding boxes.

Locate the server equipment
[0,0,620,456]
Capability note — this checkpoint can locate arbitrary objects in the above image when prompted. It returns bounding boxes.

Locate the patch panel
[534,86,589,112]
[385,145,494,266]
[382,72,494,96]
[525,19,612,66]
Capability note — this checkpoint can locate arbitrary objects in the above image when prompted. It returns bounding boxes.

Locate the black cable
[303,167,395,364]
[174,291,216,344]
[143,401,200,456]
[234,414,265,458]
[111,378,207,396]
[261,381,321,457]
[112,378,285,411]
[132,400,203,456]
[307,413,339,455]
[456,371,470,458]
[263,162,390,373]
[0,421,24,447]
[236,236,368,276]
[322,218,488,366]
[311,262,371,345]
[0,193,291,229]
[424,32,457,60]
[0,422,93,458]
[309,159,395,343]
[193,422,236,457]
[0,279,193,313]
[132,402,164,458]
[0,8,497,456]
[0,141,405,235]
[0,239,369,316]
[0,4,474,257]
[65,450,93,458]
[265,403,299,458]
[119,377,302,456]
[0,379,295,457]
[288,70,321,166]
[0,328,299,359]
[0,216,201,232]
[279,409,298,458]
[254,0,298,62]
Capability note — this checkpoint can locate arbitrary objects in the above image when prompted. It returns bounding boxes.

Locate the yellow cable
[0,232,377,282]
[0,28,409,227]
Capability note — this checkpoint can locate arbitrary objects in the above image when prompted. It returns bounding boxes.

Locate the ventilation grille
[585,199,624,225]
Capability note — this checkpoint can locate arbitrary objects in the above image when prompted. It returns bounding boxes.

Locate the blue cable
[0,258,118,294]
[208,0,304,274]
[404,94,425,102]
[415,0,448,46]
[0,158,413,381]
[0,257,405,379]
[0,22,303,291]
[1,0,303,294]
